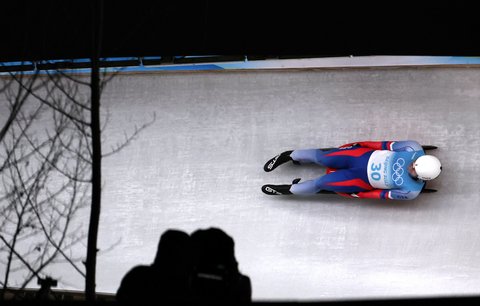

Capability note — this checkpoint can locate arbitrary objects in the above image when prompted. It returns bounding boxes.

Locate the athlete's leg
[290,168,373,195]
[288,178,319,195]
[290,147,374,169]
[289,149,320,165]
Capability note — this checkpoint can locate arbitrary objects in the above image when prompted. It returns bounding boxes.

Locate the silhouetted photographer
[117,227,251,304]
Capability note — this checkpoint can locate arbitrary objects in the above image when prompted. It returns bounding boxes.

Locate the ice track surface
[11,67,480,300]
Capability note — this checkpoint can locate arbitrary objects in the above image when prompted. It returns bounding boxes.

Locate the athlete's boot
[261,184,292,195]
[263,150,299,172]
[261,178,301,195]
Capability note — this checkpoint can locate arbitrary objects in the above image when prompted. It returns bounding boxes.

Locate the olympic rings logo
[392,158,405,185]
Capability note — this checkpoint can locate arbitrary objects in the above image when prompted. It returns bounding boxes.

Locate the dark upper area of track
[1,1,479,62]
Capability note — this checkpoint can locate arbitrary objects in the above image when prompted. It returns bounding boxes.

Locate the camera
[37,277,57,288]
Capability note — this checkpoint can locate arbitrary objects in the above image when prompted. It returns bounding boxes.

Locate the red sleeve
[339,141,395,150]
[337,189,389,200]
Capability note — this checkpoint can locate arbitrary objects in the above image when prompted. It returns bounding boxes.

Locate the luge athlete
[262,140,442,200]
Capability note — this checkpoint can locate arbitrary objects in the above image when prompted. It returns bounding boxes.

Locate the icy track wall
[99,67,480,300]
[3,67,480,300]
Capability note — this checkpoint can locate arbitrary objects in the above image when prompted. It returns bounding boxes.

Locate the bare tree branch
[55,68,92,87]
[0,235,39,278]
[0,73,15,93]
[12,143,87,279]
[1,76,90,291]
[45,70,91,111]
[8,71,91,127]
[0,70,40,144]
[2,55,153,297]
[103,112,156,157]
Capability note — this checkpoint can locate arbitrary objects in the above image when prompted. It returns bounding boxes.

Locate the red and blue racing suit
[289,140,426,200]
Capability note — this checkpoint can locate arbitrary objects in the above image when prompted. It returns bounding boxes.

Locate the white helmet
[414,155,442,180]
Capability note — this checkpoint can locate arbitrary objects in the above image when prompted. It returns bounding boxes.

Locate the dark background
[1,0,479,62]
[1,1,480,305]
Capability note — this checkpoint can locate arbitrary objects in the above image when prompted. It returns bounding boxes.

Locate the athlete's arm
[339,140,422,152]
[336,189,389,200]
[338,141,394,150]
[337,189,421,200]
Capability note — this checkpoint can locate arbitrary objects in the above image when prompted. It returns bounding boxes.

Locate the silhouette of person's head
[190,227,251,302]
[152,229,192,300]
[116,229,192,304]
[191,227,238,275]
[153,229,192,271]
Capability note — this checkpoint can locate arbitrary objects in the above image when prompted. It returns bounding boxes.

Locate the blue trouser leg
[290,149,322,165]
[290,147,372,169]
